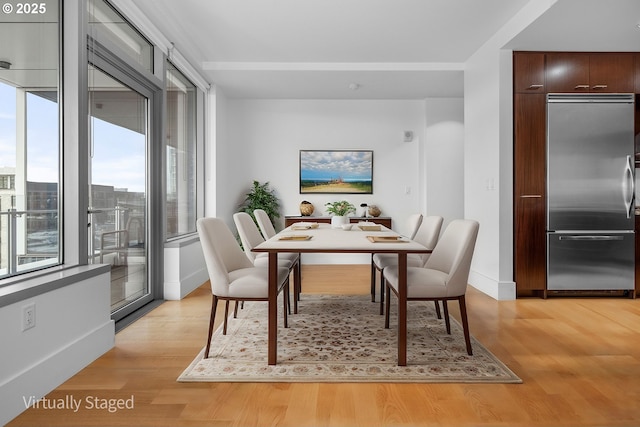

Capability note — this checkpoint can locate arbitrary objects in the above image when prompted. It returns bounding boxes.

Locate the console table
[284,216,392,229]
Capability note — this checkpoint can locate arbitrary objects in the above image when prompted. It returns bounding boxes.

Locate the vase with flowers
[325,200,356,228]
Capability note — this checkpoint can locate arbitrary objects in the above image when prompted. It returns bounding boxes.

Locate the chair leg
[234,301,239,318]
[434,301,442,319]
[442,300,451,335]
[293,261,300,314]
[296,254,302,301]
[223,301,230,335]
[286,271,292,316]
[384,283,392,329]
[370,256,376,302]
[283,280,289,328]
[459,295,473,355]
[379,272,385,315]
[204,295,218,359]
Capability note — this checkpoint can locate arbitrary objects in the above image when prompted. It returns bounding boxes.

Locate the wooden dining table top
[253,222,429,254]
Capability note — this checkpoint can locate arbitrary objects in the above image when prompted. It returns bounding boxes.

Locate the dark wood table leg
[397,252,407,366]
[268,252,278,365]
[370,254,376,302]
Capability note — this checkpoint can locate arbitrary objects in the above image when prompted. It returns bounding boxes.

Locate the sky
[0,81,145,193]
[300,150,373,181]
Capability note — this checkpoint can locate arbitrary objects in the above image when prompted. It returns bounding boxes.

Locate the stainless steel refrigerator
[546,94,635,291]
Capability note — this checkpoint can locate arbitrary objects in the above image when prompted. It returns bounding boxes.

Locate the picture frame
[299,149,373,194]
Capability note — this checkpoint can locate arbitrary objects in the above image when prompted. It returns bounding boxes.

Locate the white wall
[424,98,465,226]
[226,100,424,227]
[203,97,466,265]
[218,99,421,263]
[463,0,555,300]
[163,237,209,300]
[0,267,114,425]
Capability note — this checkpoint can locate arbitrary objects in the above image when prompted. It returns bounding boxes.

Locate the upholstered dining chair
[233,212,301,313]
[370,213,423,303]
[254,208,303,305]
[383,219,479,355]
[371,215,443,315]
[196,217,291,359]
[253,208,277,239]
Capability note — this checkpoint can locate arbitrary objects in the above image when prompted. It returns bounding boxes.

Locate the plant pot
[330,215,349,228]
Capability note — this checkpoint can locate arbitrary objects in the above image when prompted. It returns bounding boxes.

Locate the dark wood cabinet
[636,99,640,296]
[589,53,635,93]
[513,93,547,294]
[546,53,590,92]
[513,52,545,93]
[514,93,546,195]
[284,216,392,229]
[514,50,639,297]
[635,54,640,93]
[636,216,640,297]
[546,53,634,93]
[515,197,547,295]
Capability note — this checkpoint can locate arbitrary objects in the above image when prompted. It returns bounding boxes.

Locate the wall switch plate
[22,303,36,331]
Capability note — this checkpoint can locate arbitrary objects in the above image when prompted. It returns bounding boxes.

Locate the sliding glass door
[88,66,152,316]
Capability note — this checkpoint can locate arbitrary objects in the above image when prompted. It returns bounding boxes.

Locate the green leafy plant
[325,200,356,216]
[238,180,281,226]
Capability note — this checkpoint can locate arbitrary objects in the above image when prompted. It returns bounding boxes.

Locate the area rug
[178,294,521,383]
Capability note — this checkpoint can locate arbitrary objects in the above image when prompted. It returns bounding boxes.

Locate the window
[165,62,197,238]
[0,2,60,279]
[87,0,153,73]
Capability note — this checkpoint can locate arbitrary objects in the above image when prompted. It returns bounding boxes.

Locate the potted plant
[238,180,281,228]
[325,200,356,228]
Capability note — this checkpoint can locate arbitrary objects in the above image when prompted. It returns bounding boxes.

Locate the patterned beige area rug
[178,294,521,383]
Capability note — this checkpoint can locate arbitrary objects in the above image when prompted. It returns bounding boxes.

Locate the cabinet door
[636,216,640,297]
[514,94,546,195]
[515,197,547,293]
[589,54,634,93]
[635,54,640,93]
[514,94,547,292]
[513,52,545,93]
[546,53,590,93]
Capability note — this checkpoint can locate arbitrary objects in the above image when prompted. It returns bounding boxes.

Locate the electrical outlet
[22,303,35,331]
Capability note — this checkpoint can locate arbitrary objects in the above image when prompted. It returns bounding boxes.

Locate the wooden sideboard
[284,216,392,229]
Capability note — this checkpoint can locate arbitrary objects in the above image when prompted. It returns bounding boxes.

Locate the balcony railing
[0,208,59,279]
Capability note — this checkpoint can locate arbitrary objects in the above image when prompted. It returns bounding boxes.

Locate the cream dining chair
[370,213,423,304]
[196,217,291,358]
[383,219,479,355]
[254,208,303,306]
[233,212,301,313]
[372,215,443,315]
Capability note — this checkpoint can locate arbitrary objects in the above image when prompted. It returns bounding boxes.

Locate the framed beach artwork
[299,149,373,194]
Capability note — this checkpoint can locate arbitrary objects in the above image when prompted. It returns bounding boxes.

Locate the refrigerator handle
[624,155,635,219]
[558,235,624,241]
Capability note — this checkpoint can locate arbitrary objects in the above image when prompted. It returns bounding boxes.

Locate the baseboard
[469,270,516,301]
[163,267,209,300]
[0,320,114,426]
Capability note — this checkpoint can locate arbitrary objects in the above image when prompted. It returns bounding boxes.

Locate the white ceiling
[127,0,640,99]
[130,0,536,99]
[3,0,639,98]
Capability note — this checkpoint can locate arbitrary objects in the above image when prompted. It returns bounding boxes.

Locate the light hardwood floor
[9,265,640,427]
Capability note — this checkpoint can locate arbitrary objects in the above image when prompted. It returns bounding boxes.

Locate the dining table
[252,221,430,366]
